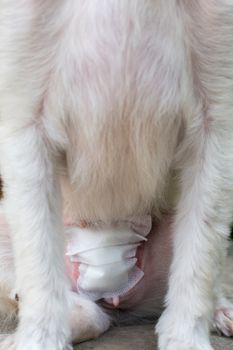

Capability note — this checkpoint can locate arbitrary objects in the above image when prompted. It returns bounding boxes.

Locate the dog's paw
[157,338,214,350]
[14,322,73,350]
[0,334,72,350]
[16,334,73,350]
[156,311,214,350]
[0,334,16,350]
[214,306,233,337]
[70,293,110,344]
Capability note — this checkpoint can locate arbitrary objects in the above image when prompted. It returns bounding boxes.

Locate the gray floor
[75,325,233,350]
[0,320,232,349]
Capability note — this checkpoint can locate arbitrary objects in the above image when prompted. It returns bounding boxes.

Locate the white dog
[0,1,233,350]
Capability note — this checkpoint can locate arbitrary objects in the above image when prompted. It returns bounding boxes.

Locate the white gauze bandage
[66,216,152,301]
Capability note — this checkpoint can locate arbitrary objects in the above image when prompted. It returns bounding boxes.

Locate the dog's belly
[115,215,172,311]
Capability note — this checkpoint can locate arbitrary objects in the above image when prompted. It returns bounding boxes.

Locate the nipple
[104,296,120,308]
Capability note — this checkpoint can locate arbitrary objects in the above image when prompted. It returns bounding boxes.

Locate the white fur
[0,1,233,349]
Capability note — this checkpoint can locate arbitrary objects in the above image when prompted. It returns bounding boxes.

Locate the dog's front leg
[156,118,233,350]
[0,124,71,350]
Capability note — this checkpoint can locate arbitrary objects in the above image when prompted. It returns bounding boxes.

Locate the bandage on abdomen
[65,216,152,301]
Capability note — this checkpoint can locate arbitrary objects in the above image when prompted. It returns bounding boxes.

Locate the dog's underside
[0,1,233,350]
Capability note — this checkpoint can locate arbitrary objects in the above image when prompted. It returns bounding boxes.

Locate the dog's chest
[44,1,191,220]
[48,1,189,122]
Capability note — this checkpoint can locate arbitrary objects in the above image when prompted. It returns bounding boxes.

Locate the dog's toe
[0,334,16,350]
[214,307,233,337]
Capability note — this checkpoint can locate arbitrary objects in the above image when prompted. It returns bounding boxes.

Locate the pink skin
[118,215,172,310]
[101,215,173,311]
